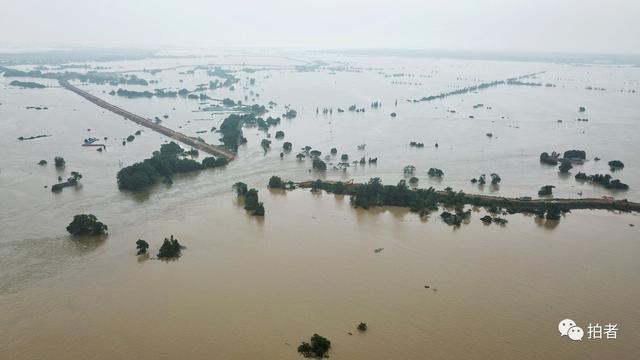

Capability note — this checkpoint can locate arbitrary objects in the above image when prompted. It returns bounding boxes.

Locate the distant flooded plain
[1,52,639,359]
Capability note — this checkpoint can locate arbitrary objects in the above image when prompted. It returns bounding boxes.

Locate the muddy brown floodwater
[1,53,639,359]
[1,190,638,359]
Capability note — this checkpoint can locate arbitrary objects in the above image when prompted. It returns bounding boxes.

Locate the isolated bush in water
[157,235,183,258]
[66,214,108,236]
[136,239,149,255]
[297,334,331,358]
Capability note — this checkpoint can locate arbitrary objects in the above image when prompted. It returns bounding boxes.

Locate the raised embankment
[60,80,235,161]
[296,180,640,213]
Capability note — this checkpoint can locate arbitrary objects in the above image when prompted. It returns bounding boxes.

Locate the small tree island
[297,334,331,359]
[157,235,183,258]
[66,214,108,236]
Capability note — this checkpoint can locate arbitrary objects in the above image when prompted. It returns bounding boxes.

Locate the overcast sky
[1,0,638,54]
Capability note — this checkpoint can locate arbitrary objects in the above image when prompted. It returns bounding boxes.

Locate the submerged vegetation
[233,183,265,216]
[9,80,45,89]
[157,235,183,259]
[54,156,66,168]
[427,168,444,178]
[297,334,331,359]
[116,142,227,191]
[539,152,559,165]
[66,214,108,236]
[135,239,149,255]
[538,185,555,196]
[575,172,629,190]
[608,160,624,171]
[293,178,640,223]
[413,72,545,102]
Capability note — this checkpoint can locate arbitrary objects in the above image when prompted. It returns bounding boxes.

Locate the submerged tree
[68,171,83,182]
[477,174,487,185]
[297,334,331,359]
[268,176,285,189]
[403,165,416,175]
[136,239,149,255]
[312,158,327,171]
[490,173,501,185]
[538,185,555,196]
[66,214,108,236]
[427,168,444,177]
[254,202,265,216]
[233,182,248,196]
[608,160,624,171]
[157,235,183,258]
[558,159,573,173]
[539,151,559,165]
[54,156,66,168]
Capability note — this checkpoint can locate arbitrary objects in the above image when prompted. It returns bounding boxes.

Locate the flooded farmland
[1,50,639,359]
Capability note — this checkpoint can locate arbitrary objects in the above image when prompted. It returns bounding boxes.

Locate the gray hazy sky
[1,0,639,53]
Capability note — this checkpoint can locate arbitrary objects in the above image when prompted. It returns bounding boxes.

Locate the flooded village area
[1,49,639,359]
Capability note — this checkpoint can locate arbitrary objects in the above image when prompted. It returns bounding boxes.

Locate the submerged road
[60,80,235,161]
[297,181,640,212]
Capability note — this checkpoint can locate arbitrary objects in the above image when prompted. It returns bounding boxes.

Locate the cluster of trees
[283,108,297,118]
[480,215,508,225]
[428,168,444,177]
[403,165,416,175]
[207,67,239,88]
[349,178,443,217]
[312,158,327,170]
[116,142,227,191]
[440,205,471,226]
[415,72,544,102]
[304,179,593,222]
[66,214,108,236]
[540,152,559,165]
[245,115,280,130]
[537,203,563,220]
[157,235,184,258]
[283,142,292,151]
[348,104,366,112]
[575,172,629,190]
[538,185,555,196]
[219,114,253,150]
[234,182,264,216]
[10,80,45,89]
[297,334,331,359]
[563,150,586,160]
[113,88,153,98]
[233,182,248,197]
[3,67,151,86]
[136,239,149,255]
[558,159,573,173]
[54,156,66,168]
[267,176,295,190]
[470,173,501,185]
[609,160,624,171]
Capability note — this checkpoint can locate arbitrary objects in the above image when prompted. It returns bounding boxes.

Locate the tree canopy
[157,235,183,258]
[66,214,108,236]
[297,334,331,358]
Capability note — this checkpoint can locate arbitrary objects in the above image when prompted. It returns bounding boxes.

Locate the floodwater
[1,51,639,359]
